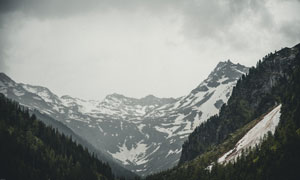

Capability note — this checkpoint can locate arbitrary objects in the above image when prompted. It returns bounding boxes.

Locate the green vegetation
[0,94,115,180]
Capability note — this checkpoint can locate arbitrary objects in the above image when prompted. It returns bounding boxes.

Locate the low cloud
[1,0,299,44]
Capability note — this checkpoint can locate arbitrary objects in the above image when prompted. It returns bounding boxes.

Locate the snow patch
[108,140,149,165]
[166,148,182,157]
[218,104,282,164]
[13,89,25,96]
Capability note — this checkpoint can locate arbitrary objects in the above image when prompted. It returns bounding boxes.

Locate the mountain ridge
[0,94,115,180]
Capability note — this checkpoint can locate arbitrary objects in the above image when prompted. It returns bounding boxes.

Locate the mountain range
[0,60,248,176]
[1,43,300,180]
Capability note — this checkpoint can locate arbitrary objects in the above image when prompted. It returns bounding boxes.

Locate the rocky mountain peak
[103,93,176,107]
[102,93,136,108]
[207,59,248,82]
[191,60,249,94]
[0,73,16,86]
[141,94,157,100]
[61,95,74,100]
[20,83,60,104]
[105,93,127,99]
[139,95,177,106]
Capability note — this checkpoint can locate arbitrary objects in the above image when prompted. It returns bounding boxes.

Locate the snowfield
[218,104,282,164]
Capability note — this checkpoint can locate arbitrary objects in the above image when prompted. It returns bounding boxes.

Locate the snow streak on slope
[218,104,282,165]
[108,140,148,165]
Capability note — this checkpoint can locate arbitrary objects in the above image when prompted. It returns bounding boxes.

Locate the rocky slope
[0,60,248,175]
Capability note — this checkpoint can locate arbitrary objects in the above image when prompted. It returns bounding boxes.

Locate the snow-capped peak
[192,60,248,95]
[20,83,60,104]
[98,93,176,119]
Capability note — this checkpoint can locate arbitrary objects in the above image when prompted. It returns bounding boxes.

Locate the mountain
[0,73,136,179]
[0,60,248,176]
[145,43,300,180]
[31,109,138,179]
[179,45,298,164]
[0,94,115,180]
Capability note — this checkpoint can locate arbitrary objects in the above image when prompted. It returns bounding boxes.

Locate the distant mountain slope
[31,110,138,179]
[0,60,248,175]
[0,74,137,179]
[145,43,300,180]
[0,94,114,180]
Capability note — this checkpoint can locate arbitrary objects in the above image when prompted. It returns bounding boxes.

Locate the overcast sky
[0,0,300,100]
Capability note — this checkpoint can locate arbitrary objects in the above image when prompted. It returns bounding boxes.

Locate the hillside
[31,109,138,179]
[0,94,115,180]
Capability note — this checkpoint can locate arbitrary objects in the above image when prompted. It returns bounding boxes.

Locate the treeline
[146,44,300,179]
[0,94,115,180]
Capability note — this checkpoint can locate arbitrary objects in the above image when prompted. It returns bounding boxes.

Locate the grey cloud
[0,0,103,17]
[279,21,300,43]
[0,0,286,35]
[0,0,271,20]
[180,0,273,40]
[0,0,19,14]
[0,0,299,45]
[0,0,299,65]
[0,36,8,72]
[0,0,180,18]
